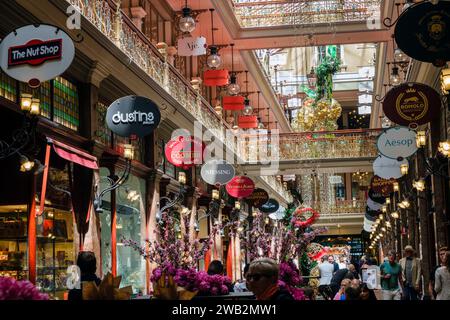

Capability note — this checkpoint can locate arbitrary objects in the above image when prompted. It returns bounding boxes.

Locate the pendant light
[256,91,264,129]
[207,9,221,69]
[179,0,196,33]
[242,71,252,115]
[390,66,401,86]
[227,43,240,95]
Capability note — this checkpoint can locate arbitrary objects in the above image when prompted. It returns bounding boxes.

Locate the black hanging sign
[260,198,280,213]
[395,1,450,67]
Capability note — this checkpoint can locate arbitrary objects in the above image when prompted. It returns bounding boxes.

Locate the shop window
[94,101,113,148]
[35,164,75,299]
[53,76,79,131]
[99,167,112,276]
[0,69,17,102]
[116,172,146,294]
[0,205,28,280]
[114,135,145,164]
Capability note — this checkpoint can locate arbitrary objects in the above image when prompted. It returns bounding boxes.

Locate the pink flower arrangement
[0,277,49,300]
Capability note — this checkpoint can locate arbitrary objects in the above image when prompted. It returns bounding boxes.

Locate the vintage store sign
[200,160,235,185]
[376,127,417,160]
[383,83,440,127]
[177,36,207,56]
[394,1,450,67]
[0,24,75,87]
[246,188,269,208]
[165,135,205,169]
[370,175,396,197]
[225,176,255,198]
[373,155,408,179]
[106,96,161,137]
[260,198,280,214]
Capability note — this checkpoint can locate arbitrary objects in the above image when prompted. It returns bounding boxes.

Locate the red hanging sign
[223,96,245,111]
[238,115,258,129]
[226,176,255,198]
[164,135,205,170]
[203,69,229,86]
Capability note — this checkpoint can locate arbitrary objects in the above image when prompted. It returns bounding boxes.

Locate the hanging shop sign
[394,1,450,67]
[367,197,383,211]
[246,188,269,208]
[177,36,207,56]
[106,95,161,138]
[376,127,417,160]
[200,159,235,186]
[363,218,375,232]
[203,69,229,87]
[373,155,408,179]
[269,206,286,220]
[383,83,440,127]
[370,175,396,197]
[329,175,343,184]
[368,189,385,204]
[225,176,255,198]
[260,198,280,214]
[165,135,205,169]
[0,24,75,87]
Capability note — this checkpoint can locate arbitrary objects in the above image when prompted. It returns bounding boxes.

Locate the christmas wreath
[291,207,320,228]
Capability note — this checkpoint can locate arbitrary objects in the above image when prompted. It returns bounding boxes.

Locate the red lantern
[223,96,245,111]
[165,135,205,169]
[226,176,255,198]
[238,115,258,129]
[203,69,229,87]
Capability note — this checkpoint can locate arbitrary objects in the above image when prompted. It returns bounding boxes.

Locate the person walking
[435,251,450,300]
[329,264,358,297]
[429,247,448,299]
[318,255,334,300]
[380,250,403,300]
[68,251,101,300]
[399,245,421,300]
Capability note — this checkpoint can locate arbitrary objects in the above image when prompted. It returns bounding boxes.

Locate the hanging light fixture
[243,97,253,115]
[393,181,399,192]
[438,140,450,157]
[227,43,240,95]
[207,9,221,69]
[382,205,387,213]
[306,67,317,88]
[212,189,220,200]
[441,67,450,94]
[19,155,35,172]
[400,163,409,175]
[391,211,399,219]
[413,179,425,191]
[179,1,196,33]
[416,131,426,147]
[394,48,407,61]
[178,171,187,185]
[385,198,391,205]
[390,66,401,86]
[20,93,32,112]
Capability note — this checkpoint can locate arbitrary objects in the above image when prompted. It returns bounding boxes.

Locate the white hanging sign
[373,155,408,179]
[0,24,75,87]
[376,127,417,160]
[329,175,343,184]
[177,36,207,56]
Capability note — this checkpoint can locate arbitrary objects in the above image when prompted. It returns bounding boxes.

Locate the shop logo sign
[226,176,255,198]
[106,96,161,137]
[377,127,417,160]
[178,36,207,56]
[246,188,269,208]
[0,24,75,87]
[200,160,235,185]
[165,135,205,169]
[260,198,280,213]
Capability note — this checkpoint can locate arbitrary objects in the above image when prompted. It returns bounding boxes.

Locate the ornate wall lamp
[156,171,189,223]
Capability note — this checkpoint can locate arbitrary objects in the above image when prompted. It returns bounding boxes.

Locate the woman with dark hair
[360,283,377,300]
[435,251,450,300]
[207,260,224,275]
[68,251,101,300]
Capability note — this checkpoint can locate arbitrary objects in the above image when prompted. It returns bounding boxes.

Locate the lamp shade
[223,96,245,110]
[238,115,258,129]
[203,69,229,87]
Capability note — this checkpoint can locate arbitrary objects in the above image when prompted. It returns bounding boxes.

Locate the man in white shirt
[318,255,335,300]
[338,256,347,270]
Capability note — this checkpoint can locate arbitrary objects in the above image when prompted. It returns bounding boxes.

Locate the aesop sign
[376,127,417,160]
[200,160,235,185]
[106,96,161,137]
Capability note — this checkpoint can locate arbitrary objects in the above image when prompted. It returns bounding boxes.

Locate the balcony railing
[238,129,381,163]
[66,0,236,155]
[305,200,366,215]
[260,175,293,203]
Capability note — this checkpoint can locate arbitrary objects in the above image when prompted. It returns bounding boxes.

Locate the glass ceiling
[231,0,382,28]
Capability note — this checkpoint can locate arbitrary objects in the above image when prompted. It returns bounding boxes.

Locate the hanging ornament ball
[243,105,253,116]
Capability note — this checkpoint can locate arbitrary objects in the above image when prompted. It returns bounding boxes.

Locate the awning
[49,138,98,170]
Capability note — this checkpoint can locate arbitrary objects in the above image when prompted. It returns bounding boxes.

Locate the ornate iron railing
[305,200,366,215]
[239,129,381,162]
[260,175,294,203]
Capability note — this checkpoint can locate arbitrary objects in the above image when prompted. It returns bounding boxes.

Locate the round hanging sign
[0,24,75,87]
[394,1,450,67]
[259,198,280,213]
[200,160,235,186]
[368,189,386,204]
[383,83,440,127]
[246,188,269,208]
[373,155,408,179]
[370,175,396,197]
[376,127,417,160]
[269,206,285,220]
[106,96,161,137]
[165,135,205,169]
[225,176,255,198]
[367,197,383,211]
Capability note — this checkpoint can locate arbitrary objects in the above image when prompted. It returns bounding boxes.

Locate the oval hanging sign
[376,127,417,160]
[200,160,235,185]
[370,175,396,197]
[246,188,269,208]
[368,189,385,204]
[225,176,255,198]
[260,198,280,214]
[394,1,450,67]
[383,83,440,127]
[367,197,383,211]
[373,155,408,179]
[165,135,205,169]
[0,24,75,87]
[106,95,161,137]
